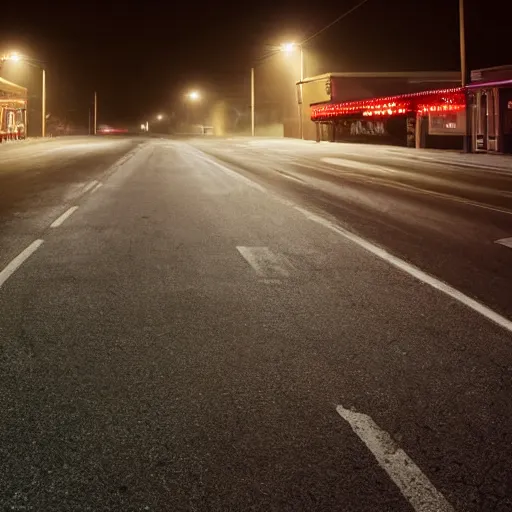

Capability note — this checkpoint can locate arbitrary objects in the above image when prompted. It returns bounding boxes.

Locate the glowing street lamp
[187,90,200,101]
[3,52,21,62]
[280,42,297,54]
[156,114,164,121]
[1,52,47,137]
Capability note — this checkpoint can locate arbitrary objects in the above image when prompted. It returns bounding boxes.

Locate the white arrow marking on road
[336,405,455,512]
[495,237,512,249]
[50,206,79,228]
[0,239,44,289]
[237,246,292,279]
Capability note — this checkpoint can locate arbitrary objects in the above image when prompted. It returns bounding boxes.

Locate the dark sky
[1,0,511,126]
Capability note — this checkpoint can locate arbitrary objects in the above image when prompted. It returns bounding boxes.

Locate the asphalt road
[0,137,511,511]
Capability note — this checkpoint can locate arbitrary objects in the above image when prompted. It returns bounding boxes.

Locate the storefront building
[300,66,512,153]
[469,65,512,153]
[0,76,27,142]
[311,86,466,149]
[298,71,461,143]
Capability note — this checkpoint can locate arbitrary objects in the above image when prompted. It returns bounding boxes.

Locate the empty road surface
[1,136,511,511]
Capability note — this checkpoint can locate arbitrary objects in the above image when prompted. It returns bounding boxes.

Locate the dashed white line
[91,182,103,194]
[82,180,98,194]
[0,240,44,289]
[336,405,455,512]
[237,246,292,278]
[50,206,79,228]
[294,206,512,334]
[495,237,512,249]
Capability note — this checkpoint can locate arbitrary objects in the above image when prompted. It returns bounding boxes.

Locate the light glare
[281,42,296,53]
[2,52,21,62]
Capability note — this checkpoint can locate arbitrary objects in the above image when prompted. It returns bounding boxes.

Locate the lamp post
[281,42,304,139]
[1,53,47,137]
[250,42,304,138]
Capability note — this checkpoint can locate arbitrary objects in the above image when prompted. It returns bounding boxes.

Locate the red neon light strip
[312,87,466,121]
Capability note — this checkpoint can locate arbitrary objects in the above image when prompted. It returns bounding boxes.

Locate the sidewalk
[317,140,512,173]
[390,148,512,173]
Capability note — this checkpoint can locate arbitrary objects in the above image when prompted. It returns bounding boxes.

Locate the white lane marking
[496,237,512,249]
[50,206,79,228]
[82,180,98,194]
[0,240,44,289]
[185,146,266,193]
[322,157,395,174]
[336,405,454,512]
[237,246,292,278]
[91,182,103,194]
[276,171,305,183]
[294,206,512,334]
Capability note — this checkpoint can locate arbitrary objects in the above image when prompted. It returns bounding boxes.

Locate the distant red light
[97,128,128,134]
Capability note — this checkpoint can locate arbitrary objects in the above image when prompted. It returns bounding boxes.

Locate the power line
[302,0,373,45]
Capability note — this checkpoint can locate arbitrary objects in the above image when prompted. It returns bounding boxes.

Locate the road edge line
[294,205,512,334]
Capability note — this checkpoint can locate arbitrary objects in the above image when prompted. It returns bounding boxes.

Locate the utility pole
[41,69,46,137]
[459,0,471,152]
[251,67,255,136]
[298,45,304,140]
[93,91,97,135]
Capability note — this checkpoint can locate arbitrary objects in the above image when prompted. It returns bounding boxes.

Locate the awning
[0,76,27,99]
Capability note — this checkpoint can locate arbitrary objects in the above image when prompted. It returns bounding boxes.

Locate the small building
[0,76,27,142]
[298,71,461,143]
[311,86,466,149]
[469,65,512,153]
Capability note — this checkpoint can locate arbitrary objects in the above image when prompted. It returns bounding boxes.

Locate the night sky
[1,0,511,126]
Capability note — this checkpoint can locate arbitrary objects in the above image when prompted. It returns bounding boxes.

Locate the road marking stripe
[91,182,103,194]
[82,180,98,194]
[185,146,266,192]
[237,246,292,278]
[50,206,79,228]
[336,405,454,512]
[496,237,512,249]
[322,157,395,174]
[294,206,512,334]
[0,240,44,289]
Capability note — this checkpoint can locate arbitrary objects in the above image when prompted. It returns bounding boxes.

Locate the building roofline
[0,76,28,96]
[298,71,461,85]
[472,64,512,74]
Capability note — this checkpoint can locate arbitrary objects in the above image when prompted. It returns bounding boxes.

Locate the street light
[4,52,21,62]
[187,90,201,101]
[250,41,305,138]
[156,114,164,121]
[1,52,47,137]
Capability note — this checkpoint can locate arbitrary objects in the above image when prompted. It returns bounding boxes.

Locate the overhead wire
[301,0,373,45]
